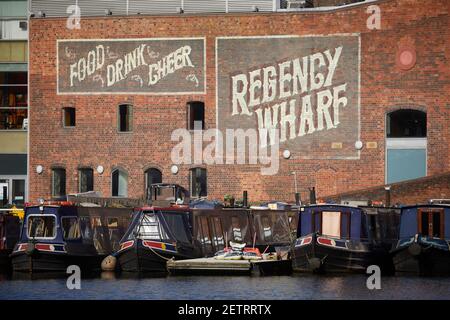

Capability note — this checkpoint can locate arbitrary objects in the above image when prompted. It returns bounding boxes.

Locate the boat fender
[26,242,36,256]
[308,257,322,271]
[101,255,117,271]
[408,243,422,256]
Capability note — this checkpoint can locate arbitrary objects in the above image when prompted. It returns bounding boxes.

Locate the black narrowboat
[10,204,133,273]
[292,204,399,274]
[0,212,21,271]
[115,204,201,273]
[115,185,297,273]
[391,204,450,276]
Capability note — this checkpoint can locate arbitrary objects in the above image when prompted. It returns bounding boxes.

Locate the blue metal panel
[399,208,418,239]
[299,209,311,237]
[350,208,361,240]
[387,149,426,184]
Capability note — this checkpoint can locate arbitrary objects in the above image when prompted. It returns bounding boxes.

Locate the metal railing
[30,0,281,17]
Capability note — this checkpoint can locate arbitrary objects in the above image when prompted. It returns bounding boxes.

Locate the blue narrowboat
[391,204,450,276]
[292,204,398,274]
[10,204,133,273]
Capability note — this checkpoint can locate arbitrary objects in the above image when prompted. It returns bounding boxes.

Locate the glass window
[211,217,224,248]
[190,167,207,198]
[112,168,128,197]
[27,215,56,239]
[12,179,25,206]
[163,212,191,243]
[63,107,76,127]
[231,216,243,242]
[118,104,132,132]
[198,216,211,246]
[79,168,94,193]
[187,101,205,130]
[262,216,273,242]
[322,211,341,238]
[52,168,66,198]
[61,217,80,240]
[0,72,27,130]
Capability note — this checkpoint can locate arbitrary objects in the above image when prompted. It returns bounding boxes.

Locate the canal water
[0,273,449,300]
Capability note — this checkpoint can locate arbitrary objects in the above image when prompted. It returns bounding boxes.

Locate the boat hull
[392,242,450,276]
[117,240,196,273]
[0,250,12,271]
[10,251,105,273]
[292,234,393,274]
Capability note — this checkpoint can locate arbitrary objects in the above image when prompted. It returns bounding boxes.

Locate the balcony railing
[30,0,281,17]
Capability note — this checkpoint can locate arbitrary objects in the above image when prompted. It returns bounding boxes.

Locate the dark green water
[0,273,449,300]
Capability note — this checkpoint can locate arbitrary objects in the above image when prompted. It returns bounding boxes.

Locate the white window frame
[26,214,58,240]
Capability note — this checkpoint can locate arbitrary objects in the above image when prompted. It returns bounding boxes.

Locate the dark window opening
[63,107,76,127]
[79,168,94,193]
[61,217,80,240]
[145,168,162,199]
[118,104,132,132]
[187,101,205,130]
[190,167,207,198]
[387,109,426,138]
[112,168,128,197]
[52,168,66,198]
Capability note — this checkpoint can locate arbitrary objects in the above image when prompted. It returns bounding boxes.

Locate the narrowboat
[292,204,399,274]
[10,203,133,273]
[115,184,297,273]
[391,204,450,276]
[0,211,21,271]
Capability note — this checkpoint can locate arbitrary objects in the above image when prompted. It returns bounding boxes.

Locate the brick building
[27,0,449,204]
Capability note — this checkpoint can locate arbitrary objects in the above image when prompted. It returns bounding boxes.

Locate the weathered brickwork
[28,0,450,203]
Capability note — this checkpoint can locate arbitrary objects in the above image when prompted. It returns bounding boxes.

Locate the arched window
[387,109,426,138]
[190,167,207,198]
[386,109,427,184]
[112,168,128,197]
[187,101,205,130]
[145,168,162,199]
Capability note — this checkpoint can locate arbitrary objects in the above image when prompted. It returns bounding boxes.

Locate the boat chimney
[384,185,391,207]
[243,190,248,208]
[309,187,316,205]
[295,192,301,206]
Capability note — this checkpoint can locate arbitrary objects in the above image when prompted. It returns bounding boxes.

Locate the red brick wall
[28,0,450,203]
[323,172,450,206]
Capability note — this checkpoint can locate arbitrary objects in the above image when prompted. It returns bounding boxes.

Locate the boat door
[417,208,445,239]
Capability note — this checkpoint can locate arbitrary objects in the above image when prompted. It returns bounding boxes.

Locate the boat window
[321,211,341,238]
[432,212,441,238]
[197,216,212,246]
[418,210,444,239]
[27,215,56,239]
[91,216,102,227]
[138,213,169,240]
[272,213,291,243]
[231,216,243,242]
[211,217,224,248]
[61,217,80,240]
[79,216,93,241]
[262,216,273,242]
[163,213,190,243]
[107,218,122,251]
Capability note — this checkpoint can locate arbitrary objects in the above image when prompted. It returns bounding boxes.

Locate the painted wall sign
[57,38,206,94]
[216,35,360,159]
